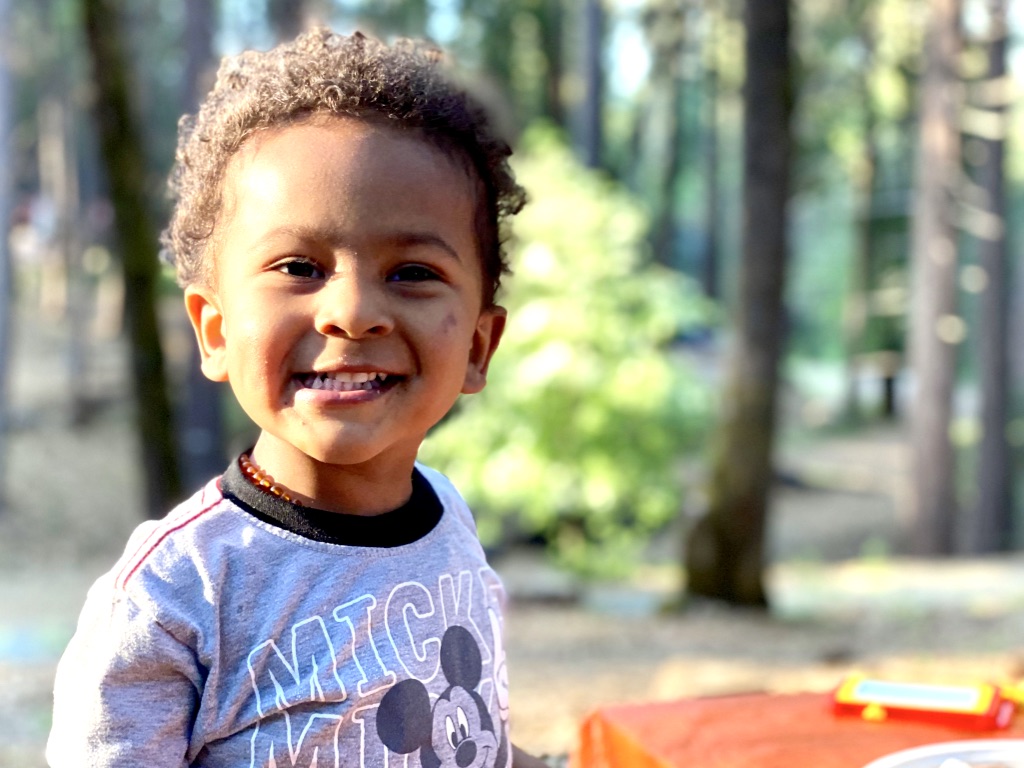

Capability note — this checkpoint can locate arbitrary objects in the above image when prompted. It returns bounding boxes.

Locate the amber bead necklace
[239,453,303,506]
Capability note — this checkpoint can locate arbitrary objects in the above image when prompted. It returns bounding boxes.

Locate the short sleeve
[46,581,203,768]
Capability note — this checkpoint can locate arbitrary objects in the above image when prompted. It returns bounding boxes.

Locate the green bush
[420,128,713,577]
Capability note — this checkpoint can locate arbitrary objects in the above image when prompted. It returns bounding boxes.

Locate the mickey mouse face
[431,687,499,768]
[377,625,508,768]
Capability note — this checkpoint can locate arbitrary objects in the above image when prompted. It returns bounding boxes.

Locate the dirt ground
[4,308,1024,766]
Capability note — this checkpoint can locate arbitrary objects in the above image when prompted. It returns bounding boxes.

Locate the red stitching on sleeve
[115,497,222,591]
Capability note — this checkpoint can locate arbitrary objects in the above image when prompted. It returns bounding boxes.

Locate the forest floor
[4,307,1024,765]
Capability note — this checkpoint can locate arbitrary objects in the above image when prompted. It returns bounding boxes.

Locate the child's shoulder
[64,477,239,642]
[103,466,480,601]
[109,476,234,594]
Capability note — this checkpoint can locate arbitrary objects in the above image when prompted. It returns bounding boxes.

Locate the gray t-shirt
[47,461,511,768]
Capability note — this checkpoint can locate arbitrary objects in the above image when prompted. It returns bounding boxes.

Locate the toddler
[47,27,545,768]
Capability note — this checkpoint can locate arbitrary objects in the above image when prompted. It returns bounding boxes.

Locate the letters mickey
[377,625,509,768]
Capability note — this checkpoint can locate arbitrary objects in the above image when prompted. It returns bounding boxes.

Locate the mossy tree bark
[82,0,182,518]
[684,0,793,607]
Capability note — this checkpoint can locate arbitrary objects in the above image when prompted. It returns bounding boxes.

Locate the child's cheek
[439,313,458,335]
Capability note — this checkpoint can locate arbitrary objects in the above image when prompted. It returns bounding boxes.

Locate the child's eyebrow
[387,232,464,262]
[262,225,465,263]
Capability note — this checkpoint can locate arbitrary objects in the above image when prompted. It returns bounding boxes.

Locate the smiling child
[47,28,546,768]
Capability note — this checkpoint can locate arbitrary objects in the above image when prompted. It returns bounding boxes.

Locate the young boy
[47,28,547,768]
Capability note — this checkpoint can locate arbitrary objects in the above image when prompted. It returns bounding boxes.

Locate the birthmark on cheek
[439,313,458,335]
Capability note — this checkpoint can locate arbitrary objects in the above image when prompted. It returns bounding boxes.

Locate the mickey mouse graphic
[377,617,510,768]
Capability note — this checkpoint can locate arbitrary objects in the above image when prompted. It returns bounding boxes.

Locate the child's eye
[276,259,324,279]
[388,264,441,283]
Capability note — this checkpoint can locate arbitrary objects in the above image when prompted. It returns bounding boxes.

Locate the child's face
[184,115,505,476]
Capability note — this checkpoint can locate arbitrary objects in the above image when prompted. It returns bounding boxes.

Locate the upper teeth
[304,372,389,390]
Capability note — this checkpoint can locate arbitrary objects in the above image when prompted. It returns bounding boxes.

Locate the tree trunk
[267,0,304,42]
[399,0,430,37]
[647,1,687,267]
[908,0,961,555]
[684,0,793,607]
[184,0,216,108]
[580,0,604,169]
[841,12,878,424]
[0,0,12,514]
[966,0,1011,553]
[39,97,91,424]
[701,3,720,301]
[624,87,647,192]
[537,0,566,128]
[82,0,183,518]
[461,0,516,99]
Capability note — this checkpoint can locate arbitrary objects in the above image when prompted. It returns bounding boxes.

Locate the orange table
[575,691,1024,767]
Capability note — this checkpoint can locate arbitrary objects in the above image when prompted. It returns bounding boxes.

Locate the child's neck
[249,436,416,516]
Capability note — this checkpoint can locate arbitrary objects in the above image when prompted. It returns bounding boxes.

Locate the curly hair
[161,28,526,306]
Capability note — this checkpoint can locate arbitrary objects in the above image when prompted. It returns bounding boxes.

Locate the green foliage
[420,127,713,577]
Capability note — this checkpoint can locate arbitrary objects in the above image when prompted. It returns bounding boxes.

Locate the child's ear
[184,285,230,383]
[462,305,506,395]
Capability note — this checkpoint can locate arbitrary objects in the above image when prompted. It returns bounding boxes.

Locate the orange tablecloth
[575,691,1024,767]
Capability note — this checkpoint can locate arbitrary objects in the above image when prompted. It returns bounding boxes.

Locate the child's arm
[512,744,555,768]
[47,588,200,767]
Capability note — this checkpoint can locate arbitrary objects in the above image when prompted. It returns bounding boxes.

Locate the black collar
[220,456,443,547]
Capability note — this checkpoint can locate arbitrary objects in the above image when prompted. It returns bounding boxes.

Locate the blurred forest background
[0,0,1023,627]
[3,0,1024,762]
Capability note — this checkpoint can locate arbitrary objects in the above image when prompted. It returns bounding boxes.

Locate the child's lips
[290,370,402,400]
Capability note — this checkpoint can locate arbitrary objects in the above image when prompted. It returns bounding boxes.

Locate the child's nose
[314,277,394,338]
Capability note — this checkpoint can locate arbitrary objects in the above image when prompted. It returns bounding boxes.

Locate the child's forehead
[223,117,469,218]
[235,113,477,180]
[221,113,481,215]
[221,115,481,212]
[211,114,486,270]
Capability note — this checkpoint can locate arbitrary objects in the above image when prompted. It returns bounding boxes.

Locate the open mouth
[294,371,397,393]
